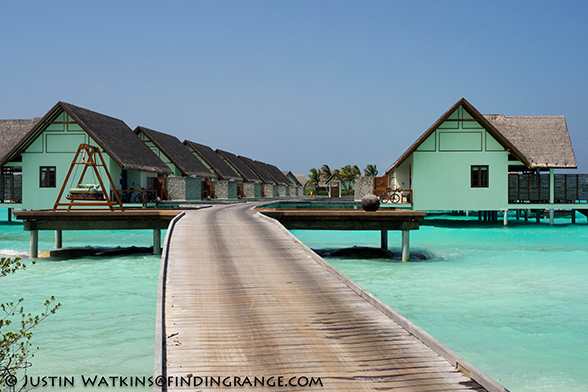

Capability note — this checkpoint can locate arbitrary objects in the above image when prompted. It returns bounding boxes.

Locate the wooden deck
[157,203,506,391]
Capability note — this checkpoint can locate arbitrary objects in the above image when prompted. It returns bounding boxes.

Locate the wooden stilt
[549,209,554,225]
[503,210,508,226]
[401,230,410,262]
[154,229,162,255]
[525,209,529,222]
[7,208,12,222]
[381,229,388,250]
[572,210,576,224]
[516,210,520,220]
[536,210,541,223]
[30,230,38,258]
[55,230,62,249]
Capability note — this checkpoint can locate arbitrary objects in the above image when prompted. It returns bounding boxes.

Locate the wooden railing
[509,174,588,203]
[112,189,168,205]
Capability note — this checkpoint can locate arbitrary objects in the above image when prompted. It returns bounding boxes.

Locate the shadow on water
[40,246,153,259]
[420,213,587,229]
[313,246,429,262]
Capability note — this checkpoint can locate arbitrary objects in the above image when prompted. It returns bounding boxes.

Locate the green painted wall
[138,132,182,177]
[19,111,154,209]
[408,105,510,211]
[185,145,218,180]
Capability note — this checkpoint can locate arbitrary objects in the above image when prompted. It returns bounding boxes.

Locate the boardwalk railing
[509,173,588,203]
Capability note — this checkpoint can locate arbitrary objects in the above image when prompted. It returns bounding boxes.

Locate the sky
[1,0,587,176]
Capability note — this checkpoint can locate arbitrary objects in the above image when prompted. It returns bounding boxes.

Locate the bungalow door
[331,183,340,198]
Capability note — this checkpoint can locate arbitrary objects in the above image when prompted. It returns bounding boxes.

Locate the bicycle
[379,187,401,204]
[133,188,157,204]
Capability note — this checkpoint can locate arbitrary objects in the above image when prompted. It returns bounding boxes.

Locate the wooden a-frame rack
[53,143,124,212]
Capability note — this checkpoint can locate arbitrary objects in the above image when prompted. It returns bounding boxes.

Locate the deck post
[153,229,162,255]
[503,210,508,226]
[478,211,481,220]
[401,230,410,262]
[572,210,576,224]
[55,230,62,249]
[380,229,388,250]
[7,208,12,222]
[30,230,38,258]
[536,210,541,223]
[525,209,529,222]
[516,210,520,220]
[549,168,555,203]
[549,209,554,225]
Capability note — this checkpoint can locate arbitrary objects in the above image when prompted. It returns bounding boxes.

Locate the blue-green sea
[1,210,587,391]
[292,212,588,392]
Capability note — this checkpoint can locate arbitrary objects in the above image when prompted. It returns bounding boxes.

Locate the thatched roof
[385,98,529,175]
[294,174,306,187]
[255,160,289,185]
[266,163,291,185]
[184,140,242,181]
[0,118,42,163]
[282,171,303,186]
[60,103,172,174]
[325,172,345,184]
[1,102,171,174]
[216,149,262,183]
[135,126,214,179]
[483,115,577,169]
[238,156,276,184]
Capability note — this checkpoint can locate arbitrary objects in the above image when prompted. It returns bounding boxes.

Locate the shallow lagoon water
[1,212,587,391]
[0,221,159,391]
[292,213,588,392]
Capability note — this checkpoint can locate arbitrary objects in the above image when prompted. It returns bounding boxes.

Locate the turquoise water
[292,213,588,392]
[0,220,160,391]
[2,211,587,391]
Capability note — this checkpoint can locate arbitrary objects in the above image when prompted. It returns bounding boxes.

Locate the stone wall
[354,176,375,201]
[243,182,261,198]
[216,180,238,200]
[277,184,288,197]
[263,184,277,197]
[167,177,202,201]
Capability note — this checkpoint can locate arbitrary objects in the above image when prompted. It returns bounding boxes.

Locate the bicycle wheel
[133,192,143,203]
[390,193,400,204]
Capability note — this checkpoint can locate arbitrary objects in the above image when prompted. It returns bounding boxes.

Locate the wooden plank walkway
[157,203,505,391]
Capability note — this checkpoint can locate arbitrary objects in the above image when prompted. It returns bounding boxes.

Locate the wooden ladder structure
[53,144,124,212]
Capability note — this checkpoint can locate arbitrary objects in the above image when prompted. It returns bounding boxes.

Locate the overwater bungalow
[282,170,304,196]
[384,98,587,223]
[216,149,263,198]
[324,172,345,198]
[0,102,171,210]
[184,140,243,200]
[255,160,290,197]
[135,126,215,201]
[0,118,42,206]
[238,155,278,197]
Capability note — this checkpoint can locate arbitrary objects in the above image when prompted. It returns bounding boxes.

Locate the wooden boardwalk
[156,203,505,391]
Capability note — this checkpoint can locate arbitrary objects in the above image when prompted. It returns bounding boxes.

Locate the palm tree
[308,168,321,191]
[339,165,353,190]
[320,164,332,180]
[364,164,378,177]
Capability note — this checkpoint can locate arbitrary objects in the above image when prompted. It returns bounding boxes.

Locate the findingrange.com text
[6,374,323,388]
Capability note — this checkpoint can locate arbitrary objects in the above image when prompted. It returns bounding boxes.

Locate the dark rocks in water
[361,194,380,211]
[48,246,152,259]
[313,246,428,261]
